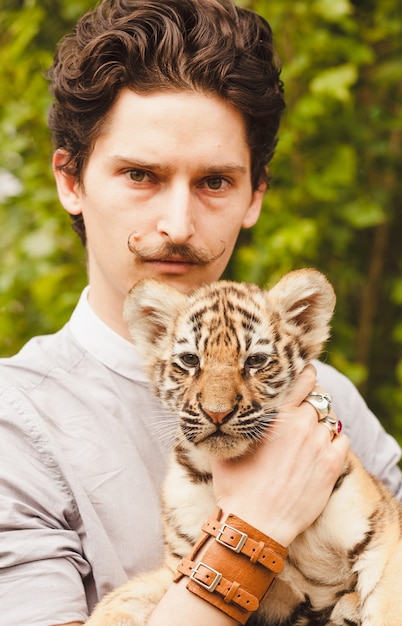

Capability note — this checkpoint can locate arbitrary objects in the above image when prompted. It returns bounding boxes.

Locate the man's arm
[148,577,237,625]
[315,360,402,499]
[0,397,91,626]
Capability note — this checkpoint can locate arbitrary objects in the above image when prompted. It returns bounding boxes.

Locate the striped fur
[87,269,402,626]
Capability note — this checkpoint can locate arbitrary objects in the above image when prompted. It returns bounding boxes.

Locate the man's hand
[210,365,350,546]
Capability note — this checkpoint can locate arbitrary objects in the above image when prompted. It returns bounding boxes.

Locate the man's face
[54,89,265,337]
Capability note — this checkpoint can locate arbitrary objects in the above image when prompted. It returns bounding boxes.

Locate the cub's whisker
[148,413,178,446]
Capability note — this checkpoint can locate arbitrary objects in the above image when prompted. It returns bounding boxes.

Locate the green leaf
[310,64,358,101]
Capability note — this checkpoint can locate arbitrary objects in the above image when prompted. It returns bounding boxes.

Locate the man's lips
[144,257,196,274]
[150,255,195,263]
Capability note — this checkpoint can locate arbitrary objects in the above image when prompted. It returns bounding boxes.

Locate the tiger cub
[88,269,402,626]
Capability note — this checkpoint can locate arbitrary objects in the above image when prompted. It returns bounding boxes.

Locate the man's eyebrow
[107,155,247,175]
[199,163,248,175]
[107,155,169,170]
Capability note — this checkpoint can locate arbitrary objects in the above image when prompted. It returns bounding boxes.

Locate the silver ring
[318,416,343,439]
[304,392,332,420]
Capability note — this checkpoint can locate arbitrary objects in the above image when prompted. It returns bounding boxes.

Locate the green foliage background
[1,0,401,444]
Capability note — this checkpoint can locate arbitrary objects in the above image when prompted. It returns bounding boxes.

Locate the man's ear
[241,180,267,229]
[52,149,82,216]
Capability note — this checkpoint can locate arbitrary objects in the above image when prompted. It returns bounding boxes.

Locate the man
[0,0,400,624]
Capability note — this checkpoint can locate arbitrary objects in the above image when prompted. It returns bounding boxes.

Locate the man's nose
[156,185,196,244]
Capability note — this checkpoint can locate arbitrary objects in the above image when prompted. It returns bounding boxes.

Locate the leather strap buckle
[190,561,222,592]
[216,523,248,553]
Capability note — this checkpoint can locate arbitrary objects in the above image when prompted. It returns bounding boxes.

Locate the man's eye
[204,177,230,191]
[206,177,223,190]
[128,170,149,182]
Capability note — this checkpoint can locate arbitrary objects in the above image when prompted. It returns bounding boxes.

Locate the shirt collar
[69,286,149,382]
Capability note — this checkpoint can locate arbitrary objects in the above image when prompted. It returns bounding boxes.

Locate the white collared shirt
[0,288,401,624]
[69,286,150,382]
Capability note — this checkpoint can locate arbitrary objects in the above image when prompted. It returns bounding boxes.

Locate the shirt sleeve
[0,397,92,626]
[315,360,402,501]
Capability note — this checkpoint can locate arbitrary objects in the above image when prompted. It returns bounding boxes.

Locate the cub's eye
[179,353,200,367]
[245,353,269,368]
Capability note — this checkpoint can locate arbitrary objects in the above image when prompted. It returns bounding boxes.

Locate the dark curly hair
[48,0,285,243]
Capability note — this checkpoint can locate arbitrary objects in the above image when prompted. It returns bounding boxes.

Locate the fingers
[284,364,317,406]
[281,365,343,443]
[330,427,350,457]
[302,388,343,440]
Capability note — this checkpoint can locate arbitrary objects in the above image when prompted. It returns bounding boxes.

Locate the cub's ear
[266,269,336,360]
[124,279,186,356]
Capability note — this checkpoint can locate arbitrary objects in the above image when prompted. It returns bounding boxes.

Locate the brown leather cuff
[174,509,288,624]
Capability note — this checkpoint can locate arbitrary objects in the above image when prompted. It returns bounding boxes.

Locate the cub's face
[148,287,304,459]
[124,270,336,459]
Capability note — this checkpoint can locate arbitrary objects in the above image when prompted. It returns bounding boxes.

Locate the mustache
[127,237,226,266]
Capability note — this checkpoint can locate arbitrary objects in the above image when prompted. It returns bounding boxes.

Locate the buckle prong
[190,562,222,592]
[216,523,248,553]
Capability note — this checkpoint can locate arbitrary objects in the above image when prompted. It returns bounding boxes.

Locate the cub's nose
[202,407,233,425]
